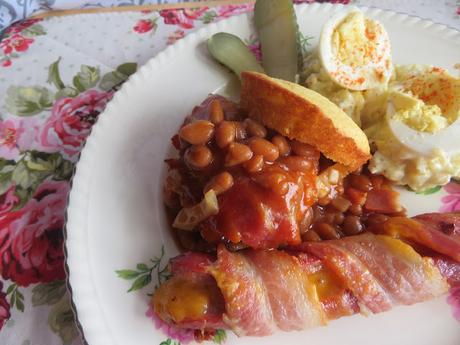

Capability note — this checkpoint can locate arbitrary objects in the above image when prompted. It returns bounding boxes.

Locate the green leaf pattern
[213,329,227,344]
[32,281,67,306]
[116,246,170,293]
[6,284,25,313]
[73,65,100,92]
[99,62,138,91]
[47,294,79,345]
[47,58,66,90]
[6,86,54,116]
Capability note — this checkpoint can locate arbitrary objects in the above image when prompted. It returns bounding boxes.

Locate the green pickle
[207,32,265,79]
[254,0,302,82]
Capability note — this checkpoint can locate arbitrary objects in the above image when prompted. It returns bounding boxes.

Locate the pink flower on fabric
[146,305,195,344]
[440,182,460,212]
[0,118,35,160]
[39,90,113,157]
[0,180,69,287]
[2,60,12,67]
[160,8,208,29]
[447,286,460,322]
[0,34,34,55]
[217,4,254,18]
[133,19,156,34]
[0,281,10,331]
[0,185,19,216]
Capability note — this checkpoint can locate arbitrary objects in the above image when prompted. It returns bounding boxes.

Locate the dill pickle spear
[254,0,301,82]
[207,32,265,79]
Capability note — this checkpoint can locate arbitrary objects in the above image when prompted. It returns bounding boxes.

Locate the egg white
[319,9,392,91]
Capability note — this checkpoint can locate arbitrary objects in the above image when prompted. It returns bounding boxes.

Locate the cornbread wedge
[241,71,371,171]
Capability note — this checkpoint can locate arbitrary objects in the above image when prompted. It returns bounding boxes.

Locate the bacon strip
[299,240,393,314]
[382,215,460,262]
[333,234,448,303]
[414,213,460,242]
[208,246,277,336]
[243,249,325,331]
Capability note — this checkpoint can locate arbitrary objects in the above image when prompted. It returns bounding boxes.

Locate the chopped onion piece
[173,190,219,230]
[317,164,349,198]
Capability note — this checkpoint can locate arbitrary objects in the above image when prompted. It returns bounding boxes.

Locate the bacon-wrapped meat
[152,231,455,336]
[376,212,460,262]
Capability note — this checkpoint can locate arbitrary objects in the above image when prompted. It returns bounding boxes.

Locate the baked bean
[323,212,337,224]
[244,118,267,137]
[333,212,345,225]
[179,120,214,145]
[255,173,288,195]
[348,174,372,192]
[302,229,321,242]
[279,156,312,172]
[342,216,364,235]
[271,135,291,156]
[215,121,236,148]
[365,213,389,227]
[204,171,234,195]
[225,142,253,167]
[249,137,279,162]
[331,196,351,212]
[243,155,264,173]
[234,121,248,141]
[184,145,213,169]
[290,140,317,157]
[348,204,362,216]
[209,99,224,124]
[315,222,342,240]
[322,210,344,225]
[312,205,324,222]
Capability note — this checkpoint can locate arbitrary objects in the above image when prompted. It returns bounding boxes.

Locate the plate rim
[64,3,460,345]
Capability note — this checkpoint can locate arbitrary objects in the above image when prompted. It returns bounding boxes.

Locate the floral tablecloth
[0,1,459,345]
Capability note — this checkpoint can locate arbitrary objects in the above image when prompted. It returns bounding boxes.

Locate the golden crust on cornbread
[240,71,371,171]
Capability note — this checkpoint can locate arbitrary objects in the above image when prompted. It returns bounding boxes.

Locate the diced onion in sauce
[173,190,219,230]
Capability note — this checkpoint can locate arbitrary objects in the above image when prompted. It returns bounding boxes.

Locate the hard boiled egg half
[367,66,460,191]
[319,9,392,91]
[386,66,460,156]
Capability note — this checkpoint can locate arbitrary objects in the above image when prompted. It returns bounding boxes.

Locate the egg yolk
[388,66,460,133]
[332,11,381,68]
[399,67,460,124]
[390,91,448,133]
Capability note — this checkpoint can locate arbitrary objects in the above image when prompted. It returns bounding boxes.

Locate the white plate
[66,4,460,345]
